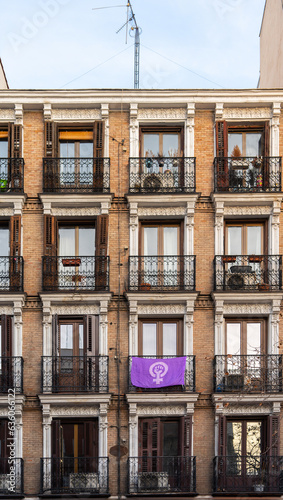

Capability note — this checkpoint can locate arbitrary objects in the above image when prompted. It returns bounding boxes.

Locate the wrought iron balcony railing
[41,355,108,393]
[128,456,196,494]
[129,157,196,193]
[128,255,196,292]
[214,156,281,192]
[0,257,24,292]
[43,157,110,193]
[42,256,109,291]
[214,456,283,494]
[0,158,24,193]
[40,457,109,495]
[0,458,23,495]
[214,355,282,393]
[128,356,195,393]
[214,255,282,292]
[0,357,23,393]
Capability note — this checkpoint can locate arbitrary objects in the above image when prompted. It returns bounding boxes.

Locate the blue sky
[0,0,266,89]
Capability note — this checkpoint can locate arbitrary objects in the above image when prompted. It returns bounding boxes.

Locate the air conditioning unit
[227,272,256,290]
[69,472,99,491]
[143,174,162,191]
[138,472,169,492]
[225,374,244,391]
[0,474,10,491]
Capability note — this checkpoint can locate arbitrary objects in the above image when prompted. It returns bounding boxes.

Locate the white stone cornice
[51,108,101,121]
[39,394,111,406]
[223,107,272,120]
[138,304,185,315]
[137,108,186,120]
[125,292,198,305]
[126,393,198,409]
[39,194,112,215]
[212,291,283,304]
[40,293,112,308]
[213,393,283,414]
[212,192,282,209]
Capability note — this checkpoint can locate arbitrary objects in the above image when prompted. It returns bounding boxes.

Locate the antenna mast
[127,0,140,89]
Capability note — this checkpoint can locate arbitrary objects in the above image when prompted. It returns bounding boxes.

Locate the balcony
[214,456,283,494]
[128,456,196,494]
[0,158,24,193]
[128,256,196,292]
[214,255,282,292]
[0,257,24,292]
[128,356,195,393]
[42,256,109,292]
[214,355,282,393]
[43,157,110,193]
[214,156,281,192]
[40,457,109,495]
[41,356,109,393]
[0,357,23,393]
[129,157,196,193]
[0,458,23,495]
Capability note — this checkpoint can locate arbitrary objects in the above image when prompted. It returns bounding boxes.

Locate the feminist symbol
[149,361,168,385]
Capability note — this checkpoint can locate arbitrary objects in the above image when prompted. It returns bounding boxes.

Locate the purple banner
[131,357,186,388]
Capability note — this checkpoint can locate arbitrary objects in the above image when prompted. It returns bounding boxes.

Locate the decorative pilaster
[13,300,24,357]
[214,300,224,355]
[186,103,195,157]
[14,406,23,458]
[270,199,282,254]
[101,104,109,157]
[184,300,195,355]
[185,201,195,255]
[214,201,224,255]
[270,299,281,354]
[129,301,138,355]
[42,301,52,357]
[99,301,108,356]
[129,403,138,457]
[99,403,108,457]
[271,103,281,156]
[14,104,23,126]
[129,104,139,159]
[129,203,138,256]
[42,404,52,458]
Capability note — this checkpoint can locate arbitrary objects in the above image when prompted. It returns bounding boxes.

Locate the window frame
[224,220,268,255]
[140,126,184,158]
[139,220,183,256]
[138,318,183,356]
[225,317,267,356]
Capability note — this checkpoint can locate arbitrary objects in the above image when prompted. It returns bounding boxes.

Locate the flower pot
[140,282,151,291]
[249,256,263,263]
[62,258,81,267]
[258,283,270,291]
[222,256,236,263]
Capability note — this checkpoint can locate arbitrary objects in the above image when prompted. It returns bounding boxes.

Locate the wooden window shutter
[0,420,9,458]
[1,315,12,357]
[51,419,61,458]
[93,121,105,158]
[44,215,57,256]
[182,416,192,457]
[10,215,21,257]
[138,418,160,471]
[95,215,109,290]
[216,121,227,157]
[8,123,22,159]
[267,415,280,456]
[85,315,98,356]
[264,121,270,157]
[218,415,226,456]
[52,315,59,357]
[85,420,98,459]
[44,121,58,157]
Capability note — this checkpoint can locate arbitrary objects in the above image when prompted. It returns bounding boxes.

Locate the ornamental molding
[137,405,185,416]
[222,404,271,415]
[224,206,271,216]
[0,109,14,121]
[52,207,100,216]
[0,208,13,216]
[138,304,185,315]
[51,109,101,121]
[223,304,271,315]
[138,207,186,217]
[51,305,100,316]
[0,408,8,416]
[223,107,272,120]
[0,306,13,315]
[137,108,186,120]
[50,406,100,417]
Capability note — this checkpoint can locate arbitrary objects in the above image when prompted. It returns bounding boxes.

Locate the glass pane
[163,323,177,356]
[247,226,262,255]
[143,134,159,157]
[227,323,241,355]
[0,229,9,256]
[227,227,242,255]
[60,142,75,158]
[60,325,73,355]
[246,421,261,456]
[142,323,157,356]
[0,140,8,158]
[246,323,261,355]
[227,421,242,456]
[163,422,179,456]
[162,134,179,157]
[80,142,93,158]
[228,134,243,157]
[79,227,95,256]
[79,324,84,356]
[246,133,262,157]
[59,228,75,256]
[144,227,158,255]
[163,227,178,255]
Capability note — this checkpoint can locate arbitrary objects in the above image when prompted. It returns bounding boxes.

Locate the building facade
[259,0,283,88]
[0,88,283,498]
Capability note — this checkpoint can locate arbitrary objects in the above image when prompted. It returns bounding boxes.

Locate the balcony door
[0,226,9,290]
[59,130,93,186]
[0,131,8,191]
[139,320,182,357]
[141,223,181,289]
[141,128,182,173]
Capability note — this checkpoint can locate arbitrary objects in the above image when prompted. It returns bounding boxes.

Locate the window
[226,319,265,357]
[59,130,93,185]
[0,125,23,192]
[140,127,183,174]
[228,128,264,158]
[225,221,266,256]
[139,319,183,356]
[0,218,21,291]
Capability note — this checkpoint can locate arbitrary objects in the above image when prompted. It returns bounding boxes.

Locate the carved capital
[43,103,52,121]
[14,104,23,124]
[215,103,224,120]
[100,103,109,120]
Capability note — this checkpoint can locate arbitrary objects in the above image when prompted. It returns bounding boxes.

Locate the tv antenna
[93,1,141,89]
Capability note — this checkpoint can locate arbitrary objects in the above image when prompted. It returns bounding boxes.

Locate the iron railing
[0,257,24,292]
[128,355,195,392]
[214,156,281,192]
[129,157,196,193]
[43,157,110,193]
[42,256,109,291]
[128,255,196,292]
[40,457,109,495]
[214,456,283,494]
[214,355,282,393]
[0,458,23,495]
[0,357,23,393]
[0,158,24,193]
[214,255,282,292]
[41,355,109,393]
[128,456,196,494]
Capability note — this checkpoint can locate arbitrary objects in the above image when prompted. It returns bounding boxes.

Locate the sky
[0,0,266,90]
